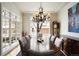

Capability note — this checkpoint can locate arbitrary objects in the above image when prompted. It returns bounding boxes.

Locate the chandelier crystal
[32,3,50,22]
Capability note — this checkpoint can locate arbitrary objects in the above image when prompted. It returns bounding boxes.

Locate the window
[10,14,16,43]
[2,9,10,48]
[30,19,50,50]
[1,8,22,55]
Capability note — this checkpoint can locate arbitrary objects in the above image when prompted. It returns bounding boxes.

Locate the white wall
[58,2,79,38]
[22,13,32,34]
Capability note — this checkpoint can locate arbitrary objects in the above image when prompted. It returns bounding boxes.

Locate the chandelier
[32,3,50,22]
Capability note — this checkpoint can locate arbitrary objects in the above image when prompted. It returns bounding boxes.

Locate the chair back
[18,37,30,55]
[18,39,24,55]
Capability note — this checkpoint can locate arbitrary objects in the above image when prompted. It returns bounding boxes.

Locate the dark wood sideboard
[62,35,79,56]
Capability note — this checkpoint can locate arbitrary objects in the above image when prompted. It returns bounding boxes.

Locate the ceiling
[14,2,68,13]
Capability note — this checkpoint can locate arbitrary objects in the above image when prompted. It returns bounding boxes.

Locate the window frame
[1,8,22,56]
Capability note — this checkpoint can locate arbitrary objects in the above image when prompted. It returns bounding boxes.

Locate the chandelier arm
[37,22,40,32]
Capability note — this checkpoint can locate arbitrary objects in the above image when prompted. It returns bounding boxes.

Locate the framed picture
[68,3,79,33]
